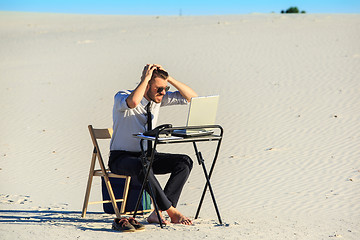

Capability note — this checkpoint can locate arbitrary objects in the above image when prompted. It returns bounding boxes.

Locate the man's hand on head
[153,64,166,72]
[140,64,158,83]
[128,64,158,109]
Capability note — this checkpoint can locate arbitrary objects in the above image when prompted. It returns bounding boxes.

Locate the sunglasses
[156,86,170,93]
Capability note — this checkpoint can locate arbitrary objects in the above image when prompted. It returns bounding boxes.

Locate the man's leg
[149,152,193,224]
[152,152,193,207]
[109,151,193,225]
[109,151,172,222]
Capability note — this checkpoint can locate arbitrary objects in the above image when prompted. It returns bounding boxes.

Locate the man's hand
[140,64,158,83]
[127,64,158,108]
[153,64,166,72]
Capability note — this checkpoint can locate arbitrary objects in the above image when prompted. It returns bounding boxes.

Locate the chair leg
[82,151,97,218]
[121,176,131,213]
[103,174,122,218]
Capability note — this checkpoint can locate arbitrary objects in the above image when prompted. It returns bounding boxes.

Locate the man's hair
[151,69,169,81]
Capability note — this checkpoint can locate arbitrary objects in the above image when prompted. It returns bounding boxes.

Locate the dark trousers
[109,151,193,211]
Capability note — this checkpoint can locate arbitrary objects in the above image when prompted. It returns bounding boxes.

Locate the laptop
[172,95,219,137]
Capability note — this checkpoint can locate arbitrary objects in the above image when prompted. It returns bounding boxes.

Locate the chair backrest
[90,126,113,139]
[88,125,113,168]
[88,125,113,146]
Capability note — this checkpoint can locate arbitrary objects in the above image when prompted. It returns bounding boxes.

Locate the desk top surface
[133,133,222,143]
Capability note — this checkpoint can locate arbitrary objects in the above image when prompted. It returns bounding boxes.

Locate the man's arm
[126,64,156,108]
[167,76,198,102]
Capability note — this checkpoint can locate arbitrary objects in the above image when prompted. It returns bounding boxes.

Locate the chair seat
[93,169,129,179]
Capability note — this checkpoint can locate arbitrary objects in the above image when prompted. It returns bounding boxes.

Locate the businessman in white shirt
[109,64,197,225]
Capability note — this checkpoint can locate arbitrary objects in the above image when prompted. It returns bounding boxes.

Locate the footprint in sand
[0,194,32,204]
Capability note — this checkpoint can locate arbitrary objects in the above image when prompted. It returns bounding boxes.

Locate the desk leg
[193,142,223,225]
[133,141,163,228]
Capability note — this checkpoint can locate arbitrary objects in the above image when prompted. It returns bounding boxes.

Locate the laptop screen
[186,95,219,127]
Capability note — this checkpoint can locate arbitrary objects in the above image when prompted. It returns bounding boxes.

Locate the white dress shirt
[110,90,188,152]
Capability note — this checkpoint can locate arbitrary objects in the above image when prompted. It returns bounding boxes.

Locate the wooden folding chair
[81,125,131,218]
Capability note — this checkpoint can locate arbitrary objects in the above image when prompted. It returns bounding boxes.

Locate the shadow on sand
[0,209,117,232]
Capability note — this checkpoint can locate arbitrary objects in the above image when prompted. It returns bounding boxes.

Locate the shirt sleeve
[161,91,188,107]
[113,90,131,112]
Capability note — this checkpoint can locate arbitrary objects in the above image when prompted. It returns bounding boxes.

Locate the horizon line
[1,10,360,16]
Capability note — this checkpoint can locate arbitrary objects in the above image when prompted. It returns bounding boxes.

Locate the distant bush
[281,6,306,14]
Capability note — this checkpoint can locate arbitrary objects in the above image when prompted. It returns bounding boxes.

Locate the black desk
[132,125,224,228]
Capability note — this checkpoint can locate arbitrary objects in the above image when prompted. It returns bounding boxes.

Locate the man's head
[151,68,169,81]
[145,68,170,103]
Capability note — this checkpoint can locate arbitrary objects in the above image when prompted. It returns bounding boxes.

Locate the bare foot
[170,215,193,225]
[147,210,170,225]
[166,206,193,225]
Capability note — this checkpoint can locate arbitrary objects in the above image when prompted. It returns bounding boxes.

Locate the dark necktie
[146,102,152,156]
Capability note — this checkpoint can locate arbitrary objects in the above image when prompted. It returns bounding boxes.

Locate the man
[109,64,198,225]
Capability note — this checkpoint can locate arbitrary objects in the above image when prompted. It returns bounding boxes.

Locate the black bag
[101,176,152,214]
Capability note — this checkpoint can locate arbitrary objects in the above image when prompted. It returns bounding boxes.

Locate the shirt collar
[141,97,150,108]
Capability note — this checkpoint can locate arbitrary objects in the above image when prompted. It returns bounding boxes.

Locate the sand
[0,11,359,239]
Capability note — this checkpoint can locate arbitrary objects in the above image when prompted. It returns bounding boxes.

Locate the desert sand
[0,12,359,239]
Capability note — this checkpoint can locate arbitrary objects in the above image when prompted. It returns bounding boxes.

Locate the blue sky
[0,0,359,15]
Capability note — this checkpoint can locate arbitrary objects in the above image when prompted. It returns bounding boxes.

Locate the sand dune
[0,12,359,239]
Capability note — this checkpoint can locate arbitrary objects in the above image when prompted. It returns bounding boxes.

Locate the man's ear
[145,82,151,96]
[143,83,151,101]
